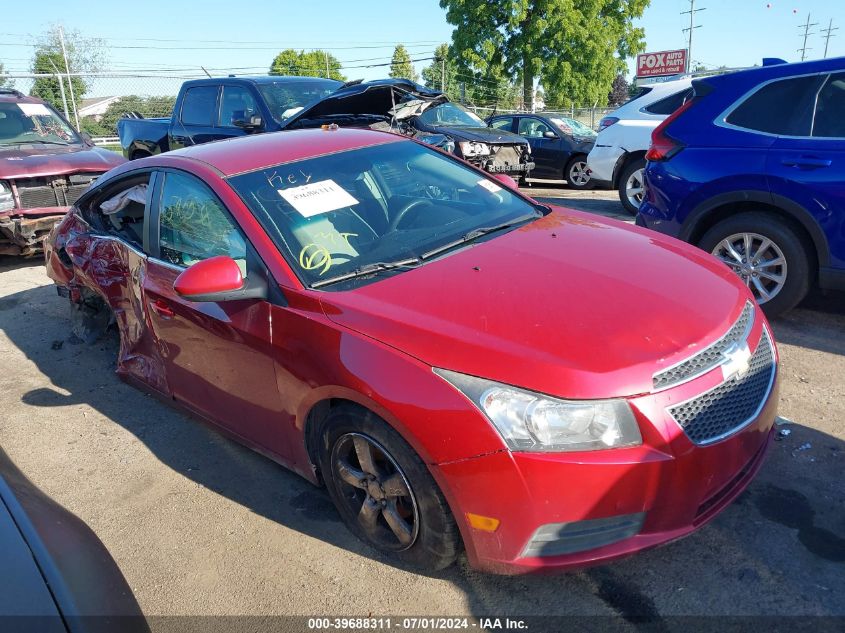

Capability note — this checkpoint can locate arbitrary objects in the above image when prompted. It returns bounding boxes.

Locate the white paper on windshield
[477,179,502,193]
[280,106,304,119]
[278,179,359,218]
[17,103,51,116]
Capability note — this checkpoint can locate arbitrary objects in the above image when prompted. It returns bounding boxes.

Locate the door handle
[781,156,832,169]
[150,299,175,319]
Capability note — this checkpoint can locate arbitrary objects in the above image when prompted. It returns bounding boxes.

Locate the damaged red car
[45,128,778,574]
[0,89,125,255]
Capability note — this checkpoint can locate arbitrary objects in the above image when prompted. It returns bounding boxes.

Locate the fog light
[522,512,645,557]
[466,513,500,532]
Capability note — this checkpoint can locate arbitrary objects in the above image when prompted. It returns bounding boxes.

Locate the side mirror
[232,110,263,131]
[493,174,519,189]
[174,256,266,302]
[543,130,559,139]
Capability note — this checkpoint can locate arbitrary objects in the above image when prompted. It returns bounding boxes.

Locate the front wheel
[698,211,812,318]
[318,405,461,570]
[565,156,593,190]
[618,158,646,215]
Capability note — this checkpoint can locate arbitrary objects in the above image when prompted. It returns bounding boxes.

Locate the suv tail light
[598,117,619,132]
[645,97,699,162]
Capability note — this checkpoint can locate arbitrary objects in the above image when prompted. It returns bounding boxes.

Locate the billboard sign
[636,49,688,78]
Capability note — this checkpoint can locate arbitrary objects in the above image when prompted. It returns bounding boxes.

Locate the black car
[0,448,148,633]
[488,113,597,189]
[118,77,535,178]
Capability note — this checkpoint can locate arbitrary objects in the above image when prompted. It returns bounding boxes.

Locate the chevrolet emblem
[721,342,752,381]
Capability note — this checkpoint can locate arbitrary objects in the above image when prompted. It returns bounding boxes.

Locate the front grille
[668,328,775,445]
[15,174,102,209]
[653,302,754,390]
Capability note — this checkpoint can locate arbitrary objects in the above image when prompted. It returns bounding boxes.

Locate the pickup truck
[118,76,534,177]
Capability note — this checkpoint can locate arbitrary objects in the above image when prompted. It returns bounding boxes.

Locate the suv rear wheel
[618,158,646,215]
[698,212,812,318]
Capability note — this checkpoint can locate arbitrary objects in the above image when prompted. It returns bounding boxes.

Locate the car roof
[0,89,48,105]
[181,75,343,88]
[699,55,845,90]
[168,127,404,176]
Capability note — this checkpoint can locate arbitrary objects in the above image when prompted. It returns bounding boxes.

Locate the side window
[218,85,258,127]
[725,75,823,136]
[490,117,513,131]
[643,88,693,115]
[157,172,246,269]
[813,73,845,138]
[180,86,218,126]
[83,174,151,250]
[518,117,550,138]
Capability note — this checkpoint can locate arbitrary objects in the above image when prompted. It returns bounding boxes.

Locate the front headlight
[0,181,15,212]
[459,141,491,158]
[435,369,642,452]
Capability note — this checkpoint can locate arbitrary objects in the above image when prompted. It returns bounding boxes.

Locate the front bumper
[0,207,68,256]
[433,328,778,574]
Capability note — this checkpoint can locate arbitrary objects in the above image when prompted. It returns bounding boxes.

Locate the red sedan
[45,128,778,574]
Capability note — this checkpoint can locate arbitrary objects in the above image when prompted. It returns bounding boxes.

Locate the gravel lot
[0,188,842,629]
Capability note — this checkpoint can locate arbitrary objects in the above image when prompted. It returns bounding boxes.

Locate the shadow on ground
[0,269,843,622]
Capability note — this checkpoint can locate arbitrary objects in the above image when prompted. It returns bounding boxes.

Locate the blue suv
[638,57,845,317]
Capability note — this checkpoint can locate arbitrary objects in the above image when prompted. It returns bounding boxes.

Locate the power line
[822,18,839,58]
[681,0,706,73]
[798,13,819,61]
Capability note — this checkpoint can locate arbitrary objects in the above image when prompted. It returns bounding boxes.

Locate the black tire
[317,404,461,571]
[130,150,152,161]
[698,211,813,319]
[565,155,593,190]
[618,157,646,215]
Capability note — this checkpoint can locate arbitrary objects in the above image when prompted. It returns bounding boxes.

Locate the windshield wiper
[310,257,422,289]
[420,212,541,261]
[1,139,70,146]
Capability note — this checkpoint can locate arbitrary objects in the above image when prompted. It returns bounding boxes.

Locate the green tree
[0,63,13,89]
[99,95,177,135]
[29,26,105,114]
[440,0,649,111]
[269,49,346,80]
[389,45,419,82]
[421,44,453,94]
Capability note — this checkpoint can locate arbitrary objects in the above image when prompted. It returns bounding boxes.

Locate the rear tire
[317,405,461,571]
[130,150,152,161]
[618,158,646,215]
[565,156,593,190]
[698,211,813,318]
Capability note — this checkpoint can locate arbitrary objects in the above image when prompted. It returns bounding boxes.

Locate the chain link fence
[1,72,619,144]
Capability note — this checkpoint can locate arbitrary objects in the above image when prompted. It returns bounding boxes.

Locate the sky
[1,0,843,100]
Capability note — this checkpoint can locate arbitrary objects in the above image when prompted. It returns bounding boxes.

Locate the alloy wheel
[625,168,645,209]
[330,432,420,551]
[711,232,787,304]
[569,161,591,186]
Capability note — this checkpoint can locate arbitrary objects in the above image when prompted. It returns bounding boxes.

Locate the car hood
[0,144,126,180]
[281,78,444,129]
[319,208,749,399]
[429,125,527,145]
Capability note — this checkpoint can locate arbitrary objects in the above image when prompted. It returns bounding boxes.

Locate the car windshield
[227,139,544,289]
[0,101,80,147]
[550,116,597,137]
[257,79,343,124]
[418,102,486,127]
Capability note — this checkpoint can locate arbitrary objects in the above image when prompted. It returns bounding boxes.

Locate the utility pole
[798,13,819,62]
[58,25,80,131]
[681,0,706,73]
[47,58,69,121]
[822,18,838,58]
[441,57,445,92]
[325,51,330,78]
